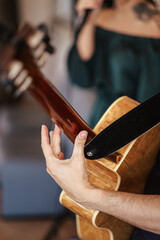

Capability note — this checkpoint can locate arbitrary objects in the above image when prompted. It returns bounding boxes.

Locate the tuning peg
[14,76,32,97]
[8,61,23,79]
[44,44,54,54]
[1,75,17,95]
[37,23,55,54]
[34,42,46,59]
[27,31,45,49]
[6,60,33,97]
[37,52,49,68]
[27,26,54,68]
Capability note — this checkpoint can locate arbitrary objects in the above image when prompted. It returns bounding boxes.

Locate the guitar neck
[30,74,95,143]
[20,50,96,144]
[0,23,119,162]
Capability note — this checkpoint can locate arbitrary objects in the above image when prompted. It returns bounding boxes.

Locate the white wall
[18,0,56,26]
[55,0,72,22]
[17,0,72,25]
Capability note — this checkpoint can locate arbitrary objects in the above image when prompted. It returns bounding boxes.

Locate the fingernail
[79,131,87,139]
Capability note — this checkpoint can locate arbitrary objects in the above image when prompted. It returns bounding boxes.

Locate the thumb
[72,131,88,158]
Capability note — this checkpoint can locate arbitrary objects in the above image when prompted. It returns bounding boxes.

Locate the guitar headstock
[0,23,54,97]
[0,22,98,147]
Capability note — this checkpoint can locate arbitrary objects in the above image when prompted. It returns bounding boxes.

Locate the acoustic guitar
[0,23,159,240]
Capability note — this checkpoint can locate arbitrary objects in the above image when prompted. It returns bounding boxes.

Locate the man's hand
[41,125,94,204]
[41,126,160,234]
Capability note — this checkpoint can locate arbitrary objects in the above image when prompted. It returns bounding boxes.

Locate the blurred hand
[41,125,94,204]
[76,0,104,24]
[76,0,104,15]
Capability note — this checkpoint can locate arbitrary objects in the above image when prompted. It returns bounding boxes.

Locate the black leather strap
[84,93,160,160]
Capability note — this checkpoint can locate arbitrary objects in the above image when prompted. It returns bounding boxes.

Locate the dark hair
[147,0,156,4]
[102,0,156,8]
[103,0,114,8]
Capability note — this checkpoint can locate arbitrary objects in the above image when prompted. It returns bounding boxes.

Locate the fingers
[42,125,87,165]
[72,131,88,158]
[41,125,54,161]
[50,125,62,158]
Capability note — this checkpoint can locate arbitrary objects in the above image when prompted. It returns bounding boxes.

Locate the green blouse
[67,27,160,128]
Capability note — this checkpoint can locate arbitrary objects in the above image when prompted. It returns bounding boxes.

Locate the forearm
[82,189,160,234]
[77,20,96,61]
[75,0,103,60]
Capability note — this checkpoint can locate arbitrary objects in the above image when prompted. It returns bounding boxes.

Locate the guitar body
[60,96,160,240]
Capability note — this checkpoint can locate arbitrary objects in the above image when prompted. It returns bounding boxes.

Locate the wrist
[76,20,96,61]
[77,186,104,209]
[86,9,101,26]
[78,187,118,213]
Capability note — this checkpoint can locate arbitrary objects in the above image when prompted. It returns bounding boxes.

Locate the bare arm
[75,0,103,61]
[41,125,160,234]
[87,188,160,234]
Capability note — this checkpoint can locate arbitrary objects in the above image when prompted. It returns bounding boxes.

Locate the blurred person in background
[68,0,160,128]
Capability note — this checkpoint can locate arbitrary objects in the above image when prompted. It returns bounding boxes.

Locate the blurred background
[0,0,160,239]
[0,0,96,239]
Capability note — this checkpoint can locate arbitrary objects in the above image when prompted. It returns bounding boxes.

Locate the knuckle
[76,140,85,147]
[76,140,82,146]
